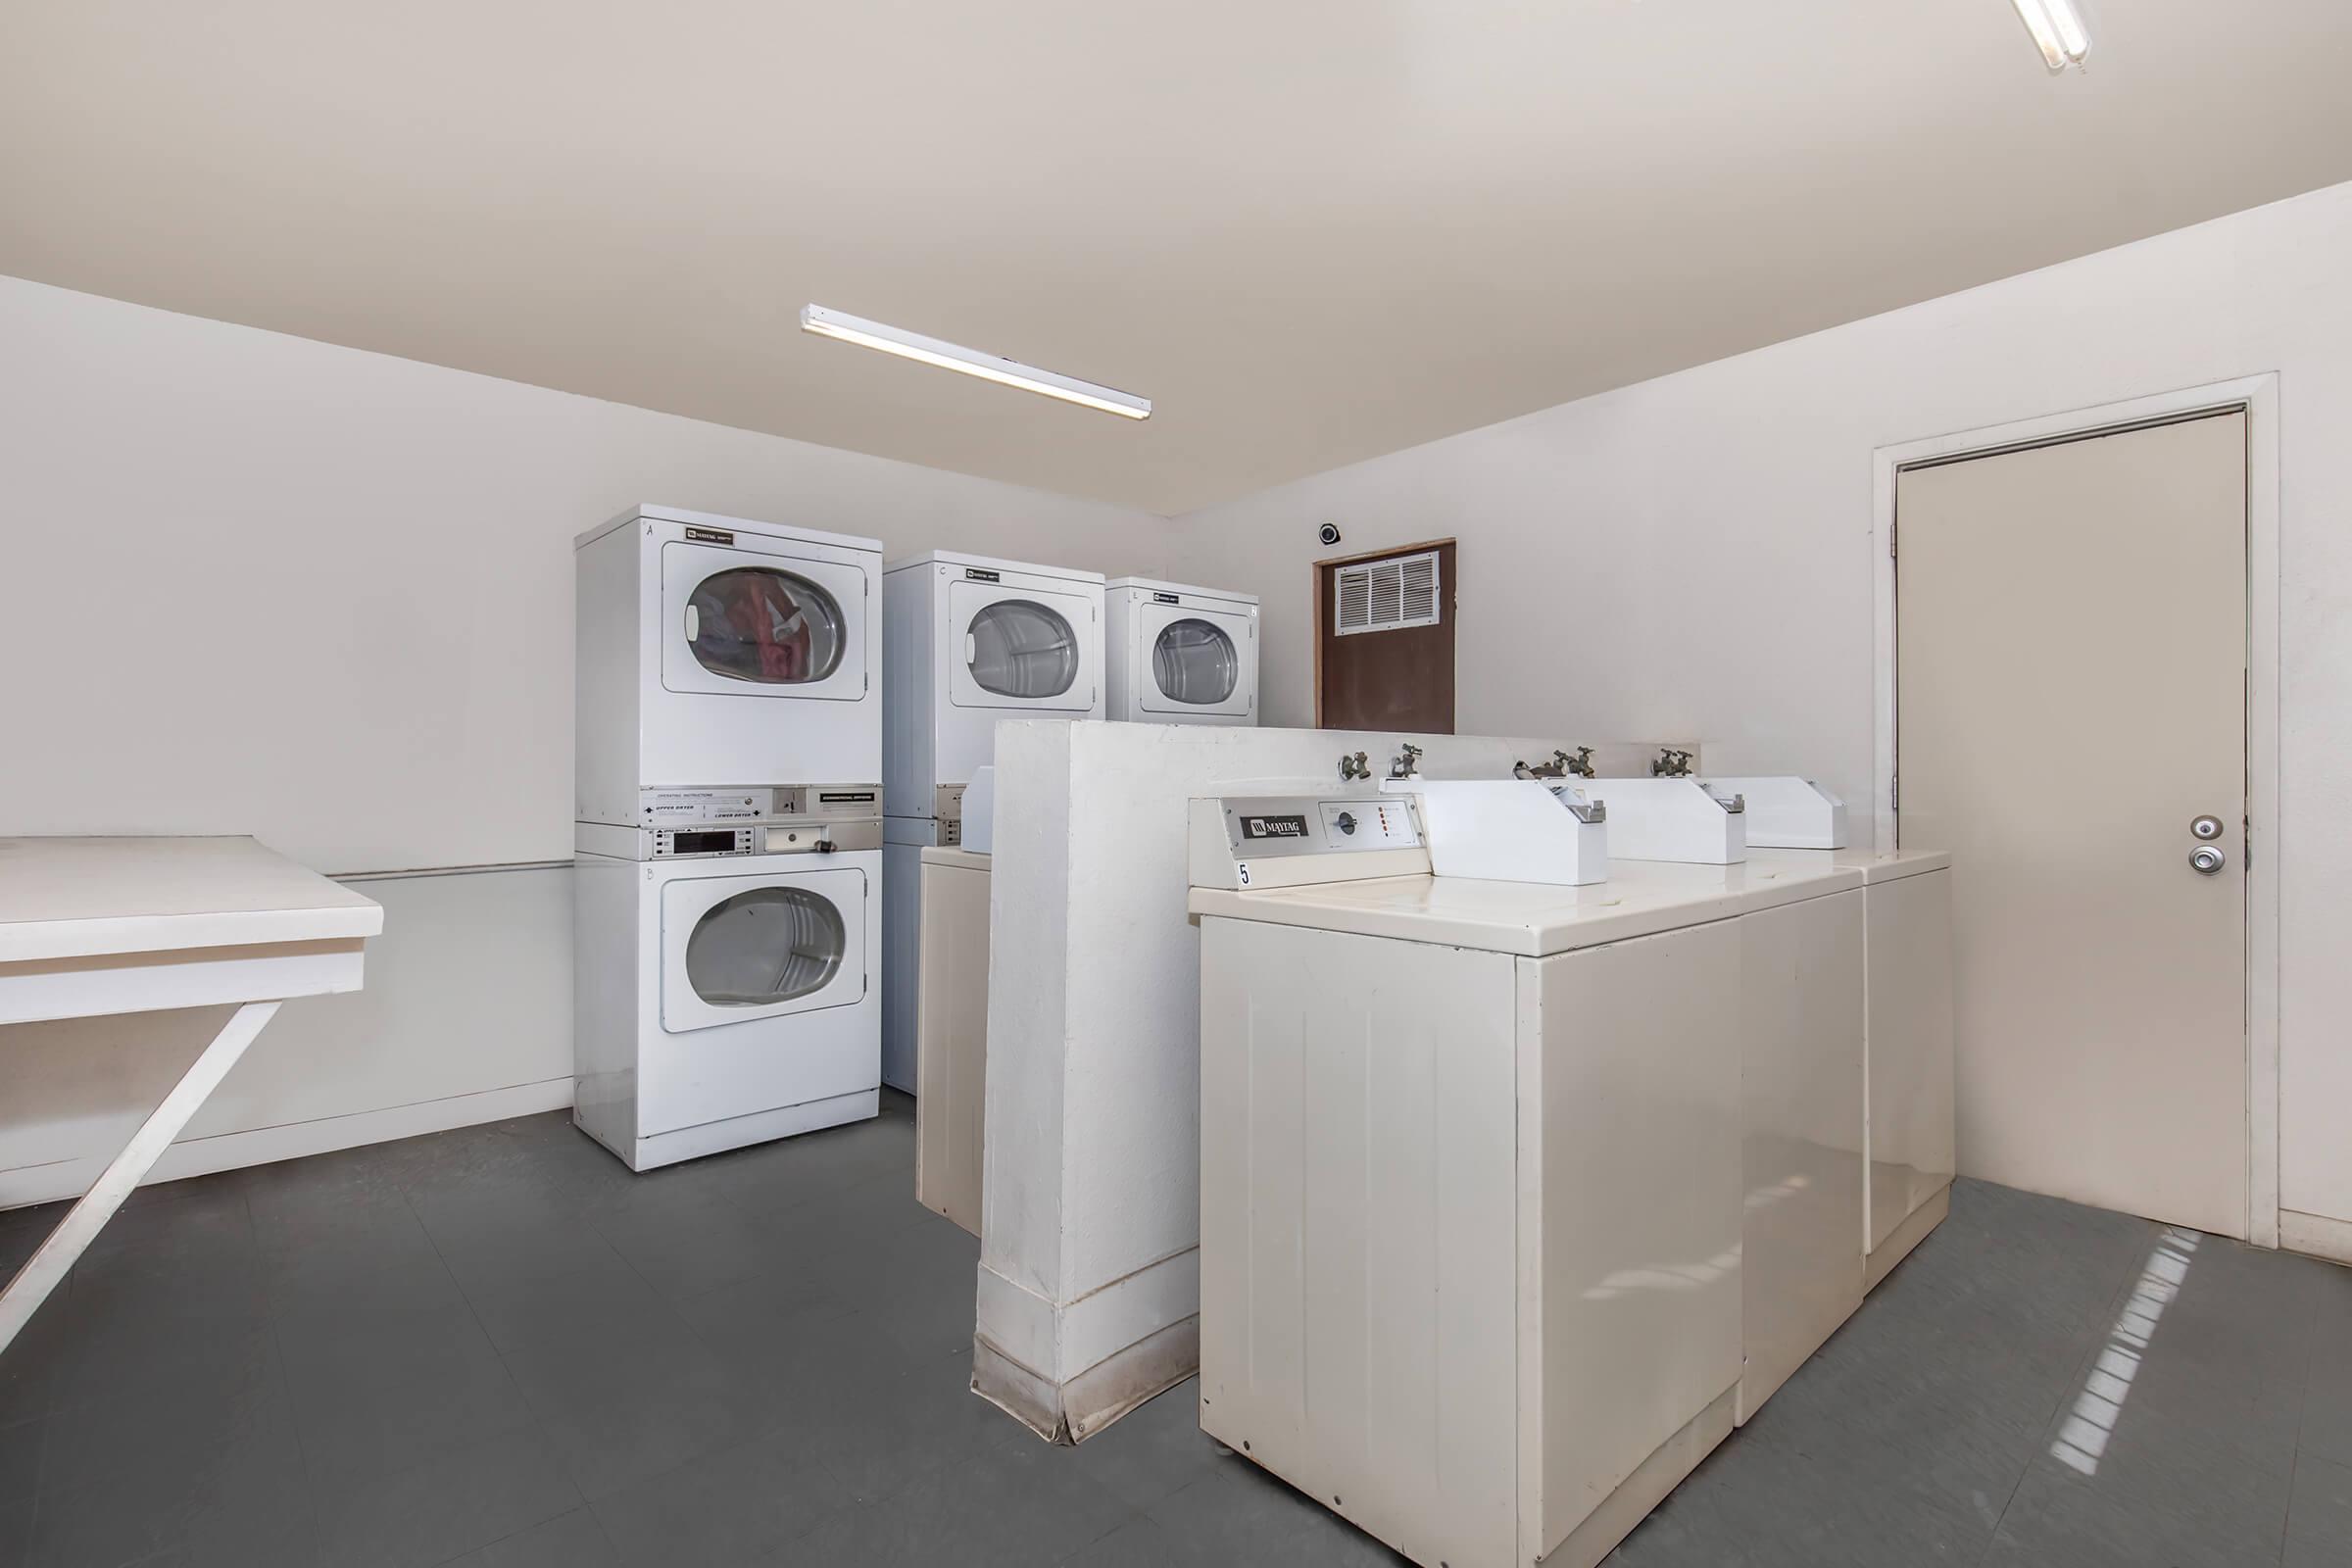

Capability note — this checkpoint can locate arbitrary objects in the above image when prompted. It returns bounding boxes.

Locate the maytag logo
[1242,815,1309,840]
[684,526,734,545]
[964,567,1002,583]
[1152,592,1180,605]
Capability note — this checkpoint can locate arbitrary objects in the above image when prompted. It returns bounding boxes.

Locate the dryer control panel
[654,826,758,858]
[1190,794,1427,892]
[637,784,883,828]
[579,810,884,861]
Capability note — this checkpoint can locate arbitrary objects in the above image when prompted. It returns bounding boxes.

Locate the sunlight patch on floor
[2049,1227,2200,1476]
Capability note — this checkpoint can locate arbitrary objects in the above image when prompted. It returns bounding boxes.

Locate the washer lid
[1187,858,1866,956]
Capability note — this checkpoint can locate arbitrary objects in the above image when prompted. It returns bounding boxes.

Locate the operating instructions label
[643,789,768,820]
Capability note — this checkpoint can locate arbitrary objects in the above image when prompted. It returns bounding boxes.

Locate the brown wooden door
[1315,540,1456,732]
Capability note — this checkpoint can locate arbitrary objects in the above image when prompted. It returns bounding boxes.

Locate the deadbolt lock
[2190,815,2225,841]
[2189,845,2227,874]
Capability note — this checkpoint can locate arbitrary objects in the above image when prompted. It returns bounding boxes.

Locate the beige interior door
[1896,412,2247,1239]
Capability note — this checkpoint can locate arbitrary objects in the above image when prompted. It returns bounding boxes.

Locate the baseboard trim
[1064,1314,1200,1443]
[0,1077,574,1209]
[973,1314,1200,1446]
[972,1334,1069,1443]
[2280,1208,2352,1267]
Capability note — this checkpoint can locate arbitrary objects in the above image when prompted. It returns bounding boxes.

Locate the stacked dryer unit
[574,505,884,1171]
[1103,577,1258,724]
[882,551,1104,1091]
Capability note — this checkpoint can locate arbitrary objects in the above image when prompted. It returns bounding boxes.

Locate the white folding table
[0,836,382,1352]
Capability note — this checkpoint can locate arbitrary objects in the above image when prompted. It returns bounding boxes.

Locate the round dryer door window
[966,600,1079,700]
[684,567,847,685]
[684,887,847,1006]
[1152,618,1239,706]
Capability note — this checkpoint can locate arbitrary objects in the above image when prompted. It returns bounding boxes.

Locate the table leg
[0,1000,282,1353]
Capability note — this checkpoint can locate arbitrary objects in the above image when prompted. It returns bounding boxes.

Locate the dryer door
[662,865,867,1034]
[1138,602,1254,717]
[661,539,869,701]
[948,580,1098,712]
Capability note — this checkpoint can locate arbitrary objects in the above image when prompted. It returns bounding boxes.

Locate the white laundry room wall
[1164,177,2352,1243]
[0,275,1167,1205]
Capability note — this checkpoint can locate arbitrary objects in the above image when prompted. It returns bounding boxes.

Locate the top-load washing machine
[1103,577,1257,724]
[880,551,1104,1090]
[575,504,883,824]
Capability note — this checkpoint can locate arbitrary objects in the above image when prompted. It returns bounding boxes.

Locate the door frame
[1870,374,2280,1248]
[1309,536,1456,727]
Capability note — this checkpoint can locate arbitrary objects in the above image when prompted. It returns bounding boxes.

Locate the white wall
[0,276,1166,874]
[0,276,1166,1200]
[1167,179,2352,1232]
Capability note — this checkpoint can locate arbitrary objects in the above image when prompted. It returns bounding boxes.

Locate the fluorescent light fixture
[2011,0,2091,72]
[800,304,1151,420]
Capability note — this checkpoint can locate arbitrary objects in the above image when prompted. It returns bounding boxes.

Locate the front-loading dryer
[880,551,1104,1091]
[1103,576,1258,724]
[573,825,882,1171]
[575,505,883,828]
[882,551,1105,824]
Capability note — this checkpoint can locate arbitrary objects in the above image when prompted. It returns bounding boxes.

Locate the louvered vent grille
[1399,551,1437,621]
[1333,549,1442,636]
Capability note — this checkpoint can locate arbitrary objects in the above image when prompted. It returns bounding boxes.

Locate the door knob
[2190,815,2225,841]
[2189,845,2227,874]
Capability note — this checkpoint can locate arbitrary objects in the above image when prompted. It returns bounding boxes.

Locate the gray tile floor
[0,1095,2344,1567]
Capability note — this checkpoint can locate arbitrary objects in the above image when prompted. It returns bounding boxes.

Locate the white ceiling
[5,2,2349,513]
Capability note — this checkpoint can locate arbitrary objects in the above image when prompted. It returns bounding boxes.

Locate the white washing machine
[1188,797,1753,1568]
[879,551,1104,1091]
[575,504,883,825]
[573,821,882,1171]
[1102,577,1257,724]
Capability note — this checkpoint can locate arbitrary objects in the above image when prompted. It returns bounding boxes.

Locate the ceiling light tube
[800,305,1151,419]
[2011,0,2091,72]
